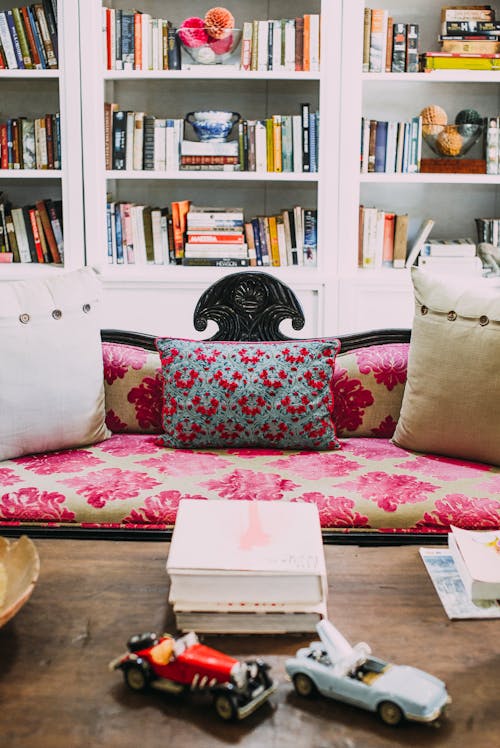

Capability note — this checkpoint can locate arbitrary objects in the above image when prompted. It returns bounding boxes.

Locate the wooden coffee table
[0,539,497,748]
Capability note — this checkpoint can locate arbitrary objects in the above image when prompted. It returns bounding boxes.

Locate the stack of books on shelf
[183,206,247,266]
[448,525,500,603]
[0,3,58,70]
[103,7,180,70]
[180,139,239,172]
[240,14,320,72]
[417,237,483,275]
[476,215,500,243]
[0,192,63,264]
[361,116,422,174]
[167,499,328,635]
[423,4,500,69]
[362,8,419,73]
[0,113,61,170]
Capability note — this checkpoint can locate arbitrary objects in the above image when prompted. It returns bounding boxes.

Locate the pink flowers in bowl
[177,8,241,65]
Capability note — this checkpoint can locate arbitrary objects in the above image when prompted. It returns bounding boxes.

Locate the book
[374,120,387,172]
[393,213,409,268]
[167,499,327,608]
[405,218,435,267]
[448,526,500,600]
[405,23,419,72]
[421,238,476,257]
[382,212,395,266]
[362,7,371,72]
[419,548,500,620]
[440,38,500,53]
[423,51,500,70]
[173,606,327,634]
[181,257,249,267]
[418,255,483,275]
[369,8,388,73]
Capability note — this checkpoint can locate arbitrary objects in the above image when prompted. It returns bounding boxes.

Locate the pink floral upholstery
[0,435,498,534]
[1,340,498,536]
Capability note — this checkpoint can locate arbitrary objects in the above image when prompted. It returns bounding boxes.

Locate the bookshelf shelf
[0,170,63,179]
[362,71,500,83]
[360,173,499,185]
[0,70,59,79]
[103,69,321,81]
[106,170,319,182]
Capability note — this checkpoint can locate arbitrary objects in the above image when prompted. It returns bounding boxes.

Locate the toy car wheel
[213,692,237,721]
[124,663,149,692]
[377,701,404,726]
[293,673,317,698]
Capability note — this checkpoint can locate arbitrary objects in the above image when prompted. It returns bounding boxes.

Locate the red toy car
[109,631,276,721]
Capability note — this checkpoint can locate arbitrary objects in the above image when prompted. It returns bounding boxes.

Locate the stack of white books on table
[167,499,328,634]
[448,525,500,602]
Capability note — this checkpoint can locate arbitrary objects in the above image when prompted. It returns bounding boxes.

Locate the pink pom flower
[178,17,209,48]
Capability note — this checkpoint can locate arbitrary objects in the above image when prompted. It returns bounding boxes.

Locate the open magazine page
[419,548,500,620]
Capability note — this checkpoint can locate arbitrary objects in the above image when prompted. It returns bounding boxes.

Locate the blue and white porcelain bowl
[185,111,241,142]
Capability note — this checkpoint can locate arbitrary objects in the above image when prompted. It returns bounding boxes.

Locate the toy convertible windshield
[286,620,451,726]
[109,631,276,721]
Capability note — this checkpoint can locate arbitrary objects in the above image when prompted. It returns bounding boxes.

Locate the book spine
[486,116,499,174]
[112,111,127,170]
[303,208,317,266]
[42,0,58,63]
[374,121,388,172]
[27,5,47,68]
[385,16,394,72]
[167,25,180,70]
[405,23,419,72]
[362,7,371,72]
[6,9,25,68]
[181,257,249,267]
[12,8,33,68]
[240,21,252,70]
[142,115,155,170]
[20,7,41,68]
[391,23,406,72]
[369,8,388,73]
[294,16,304,71]
[0,12,17,68]
[34,3,57,68]
[301,103,310,172]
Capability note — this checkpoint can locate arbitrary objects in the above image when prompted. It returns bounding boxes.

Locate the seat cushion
[1,435,498,535]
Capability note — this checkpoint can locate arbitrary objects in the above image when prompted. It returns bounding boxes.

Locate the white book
[130,204,147,264]
[309,14,321,72]
[292,115,303,172]
[285,18,296,71]
[10,208,31,262]
[0,11,18,69]
[151,18,160,70]
[181,140,239,156]
[422,239,476,257]
[418,255,483,275]
[271,20,282,71]
[153,119,167,170]
[174,604,327,634]
[293,205,304,265]
[254,120,268,172]
[361,206,378,268]
[150,207,163,264]
[140,13,152,71]
[374,209,385,267]
[449,526,500,601]
[405,218,435,268]
[133,112,144,170]
[107,8,116,70]
[167,500,327,607]
[486,117,499,175]
[385,120,398,174]
[257,20,269,71]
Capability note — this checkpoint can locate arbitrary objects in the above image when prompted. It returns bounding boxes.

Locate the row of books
[105,199,317,267]
[360,116,422,174]
[417,238,483,275]
[0,114,60,170]
[439,3,499,53]
[106,104,318,174]
[0,4,58,70]
[167,500,328,635]
[237,107,319,173]
[475,215,500,245]
[103,7,180,71]
[358,206,408,269]
[0,193,63,264]
[240,15,320,72]
[363,8,419,73]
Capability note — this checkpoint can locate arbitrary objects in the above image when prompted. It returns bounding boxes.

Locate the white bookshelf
[0,0,85,278]
[80,0,341,337]
[337,0,500,333]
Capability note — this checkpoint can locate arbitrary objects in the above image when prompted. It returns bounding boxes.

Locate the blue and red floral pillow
[154,338,341,450]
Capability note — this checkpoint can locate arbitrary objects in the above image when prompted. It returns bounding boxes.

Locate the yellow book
[267,215,281,266]
[266,118,274,171]
[272,114,282,172]
[424,53,500,70]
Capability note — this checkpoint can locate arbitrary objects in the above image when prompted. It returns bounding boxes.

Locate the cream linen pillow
[392,269,500,465]
[0,268,110,460]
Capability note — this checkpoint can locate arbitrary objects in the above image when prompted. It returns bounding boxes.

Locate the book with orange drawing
[167,499,327,607]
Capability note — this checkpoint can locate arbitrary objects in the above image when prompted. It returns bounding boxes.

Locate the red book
[134,13,142,70]
[186,232,244,244]
[35,199,61,262]
[0,124,8,168]
[21,6,41,68]
[28,206,45,262]
[45,114,54,168]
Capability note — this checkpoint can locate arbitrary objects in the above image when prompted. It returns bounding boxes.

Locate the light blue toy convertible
[285,620,450,727]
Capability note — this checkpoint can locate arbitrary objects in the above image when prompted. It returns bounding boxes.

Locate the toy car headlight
[230,662,248,689]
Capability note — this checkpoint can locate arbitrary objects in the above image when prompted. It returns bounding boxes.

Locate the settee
[1,271,499,543]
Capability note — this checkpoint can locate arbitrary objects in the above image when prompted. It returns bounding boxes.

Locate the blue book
[303,208,317,266]
[106,201,114,263]
[6,10,25,68]
[121,11,135,70]
[251,217,263,266]
[374,121,388,172]
[27,6,47,69]
[308,112,317,172]
[114,202,124,264]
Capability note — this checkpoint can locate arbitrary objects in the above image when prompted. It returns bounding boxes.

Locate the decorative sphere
[455,108,483,136]
[205,6,235,39]
[436,126,463,156]
[178,17,208,47]
[420,104,448,137]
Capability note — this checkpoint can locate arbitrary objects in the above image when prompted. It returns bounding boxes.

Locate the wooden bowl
[0,536,40,627]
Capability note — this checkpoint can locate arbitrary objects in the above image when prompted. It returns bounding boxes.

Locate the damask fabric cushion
[0,268,110,461]
[155,338,341,449]
[393,269,500,465]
